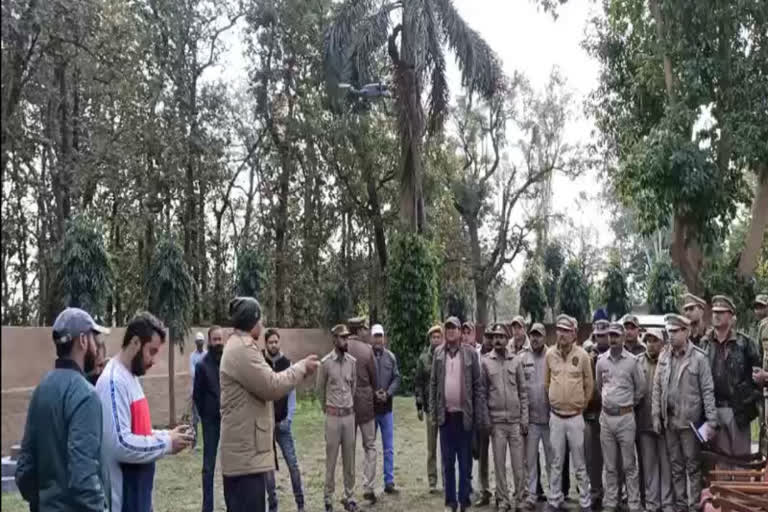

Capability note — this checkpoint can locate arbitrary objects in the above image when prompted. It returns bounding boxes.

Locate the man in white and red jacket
[96,312,194,512]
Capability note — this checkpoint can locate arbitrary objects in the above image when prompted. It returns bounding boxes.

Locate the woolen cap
[331,324,351,337]
[511,315,526,328]
[195,332,205,342]
[753,294,768,307]
[444,316,461,328]
[371,324,385,336]
[52,307,109,344]
[529,323,546,336]
[664,313,691,329]
[682,293,706,309]
[711,295,735,313]
[229,296,262,326]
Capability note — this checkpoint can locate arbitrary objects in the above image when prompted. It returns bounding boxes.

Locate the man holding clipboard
[651,314,718,512]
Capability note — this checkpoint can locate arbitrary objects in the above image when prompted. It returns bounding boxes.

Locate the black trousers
[223,473,267,512]
[201,417,220,512]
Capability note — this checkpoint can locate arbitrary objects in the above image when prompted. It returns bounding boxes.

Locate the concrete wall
[1,326,333,453]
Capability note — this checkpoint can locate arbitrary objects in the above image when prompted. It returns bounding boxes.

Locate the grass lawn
[3,397,763,512]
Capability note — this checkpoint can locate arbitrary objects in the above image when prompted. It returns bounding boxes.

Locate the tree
[147,237,194,348]
[55,215,113,319]
[386,233,438,391]
[601,250,630,319]
[646,259,684,315]
[586,0,767,293]
[542,240,565,312]
[324,0,504,232]
[558,260,590,324]
[519,265,547,323]
[235,247,264,299]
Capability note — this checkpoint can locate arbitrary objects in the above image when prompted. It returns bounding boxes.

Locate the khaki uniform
[415,344,440,488]
[595,349,645,511]
[316,350,357,505]
[652,342,716,512]
[545,344,593,510]
[481,349,529,509]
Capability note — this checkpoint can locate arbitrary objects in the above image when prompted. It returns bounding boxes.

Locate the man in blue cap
[15,307,111,512]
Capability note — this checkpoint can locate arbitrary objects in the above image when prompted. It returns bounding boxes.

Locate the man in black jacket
[264,328,305,512]
[16,307,110,512]
[193,325,225,512]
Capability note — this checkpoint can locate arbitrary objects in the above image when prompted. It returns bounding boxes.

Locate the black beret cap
[229,296,262,330]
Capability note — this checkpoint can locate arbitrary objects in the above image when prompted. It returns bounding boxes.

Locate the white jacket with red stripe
[96,358,171,512]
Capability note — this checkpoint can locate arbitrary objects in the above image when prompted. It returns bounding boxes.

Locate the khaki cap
[511,315,526,327]
[427,325,443,337]
[621,314,640,327]
[444,316,461,328]
[488,323,506,336]
[753,294,768,307]
[682,293,706,310]
[607,322,625,335]
[529,323,546,336]
[347,316,369,329]
[462,321,475,332]
[711,295,735,313]
[643,328,665,342]
[331,324,351,337]
[664,313,691,329]
[555,314,577,331]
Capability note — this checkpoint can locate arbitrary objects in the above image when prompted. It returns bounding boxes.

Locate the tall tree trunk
[273,156,291,326]
[52,56,72,242]
[670,214,703,294]
[739,164,768,277]
[466,218,488,325]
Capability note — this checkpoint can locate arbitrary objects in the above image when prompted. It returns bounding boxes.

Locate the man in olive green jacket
[219,297,320,512]
[415,325,444,492]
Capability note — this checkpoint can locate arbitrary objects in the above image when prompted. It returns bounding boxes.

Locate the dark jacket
[373,348,401,414]
[346,336,378,425]
[193,352,221,422]
[429,343,486,432]
[699,329,762,427]
[16,359,109,512]
[583,350,602,421]
[264,352,292,422]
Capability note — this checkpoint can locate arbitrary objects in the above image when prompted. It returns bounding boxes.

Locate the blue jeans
[266,421,304,511]
[375,412,395,485]
[440,412,473,508]
[201,417,220,512]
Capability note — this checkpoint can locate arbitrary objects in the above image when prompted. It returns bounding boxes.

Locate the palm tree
[324,0,504,232]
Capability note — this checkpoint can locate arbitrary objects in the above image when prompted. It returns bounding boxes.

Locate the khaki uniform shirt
[316,350,357,410]
[481,349,529,425]
[545,344,594,416]
[596,348,646,410]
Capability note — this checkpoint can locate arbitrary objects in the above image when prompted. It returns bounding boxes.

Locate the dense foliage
[386,233,439,391]
[558,260,591,324]
[147,238,194,347]
[601,251,630,319]
[646,259,684,315]
[519,265,547,323]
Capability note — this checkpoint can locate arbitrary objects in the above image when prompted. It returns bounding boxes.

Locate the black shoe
[363,492,377,504]
[474,491,491,507]
[384,483,399,494]
[344,500,359,512]
[537,494,547,502]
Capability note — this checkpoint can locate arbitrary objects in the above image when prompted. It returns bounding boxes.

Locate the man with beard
[347,316,379,505]
[318,325,358,512]
[522,323,553,510]
[681,293,708,347]
[264,328,306,512]
[189,332,207,450]
[430,316,486,512]
[193,326,225,512]
[86,341,108,385]
[699,295,761,460]
[481,323,529,511]
[371,324,401,495]
[636,329,673,512]
[98,312,194,512]
[545,314,593,512]
[16,308,110,512]
[416,325,444,493]
[652,314,717,512]
[596,322,645,512]
[584,317,609,510]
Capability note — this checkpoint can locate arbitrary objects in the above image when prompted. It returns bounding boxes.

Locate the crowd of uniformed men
[13,291,768,512]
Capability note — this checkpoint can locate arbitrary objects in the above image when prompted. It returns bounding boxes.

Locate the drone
[338,82,391,99]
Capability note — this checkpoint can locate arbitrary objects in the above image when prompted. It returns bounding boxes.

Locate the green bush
[601,252,630,319]
[148,237,194,349]
[646,259,684,315]
[386,233,439,392]
[519,265,547,323]
[558,260,591,324]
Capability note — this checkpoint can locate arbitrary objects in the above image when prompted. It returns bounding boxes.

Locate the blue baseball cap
[52,307,110,344]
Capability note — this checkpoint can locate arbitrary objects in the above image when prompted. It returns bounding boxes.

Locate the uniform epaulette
[346,352,357,363]
[321,352,334,363]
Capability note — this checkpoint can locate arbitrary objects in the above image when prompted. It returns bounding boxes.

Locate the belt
[602,406,634,417]
[326,406,353,417]
[552,410,580,419]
